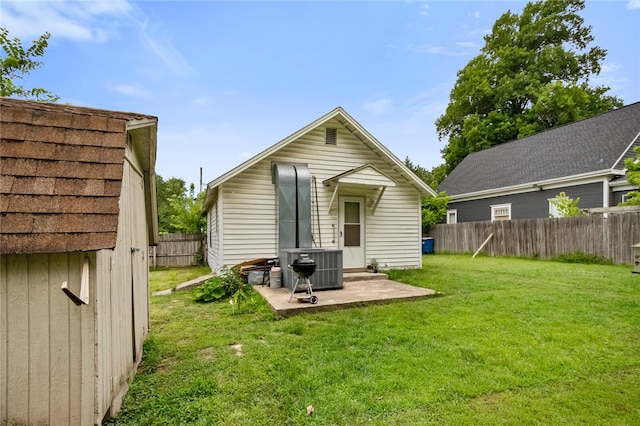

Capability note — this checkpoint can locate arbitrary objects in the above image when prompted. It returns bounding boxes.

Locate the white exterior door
[339,197,365,269]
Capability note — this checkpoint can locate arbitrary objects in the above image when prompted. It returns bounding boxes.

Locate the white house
[203,107,435,277]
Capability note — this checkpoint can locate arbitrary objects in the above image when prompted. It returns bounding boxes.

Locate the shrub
[553,252,613,265]
[192,266,253,307]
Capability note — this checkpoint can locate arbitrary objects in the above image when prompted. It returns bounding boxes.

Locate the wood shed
[0,98,158,425]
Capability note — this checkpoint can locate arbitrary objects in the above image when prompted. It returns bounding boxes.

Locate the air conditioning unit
[280,248,343,291]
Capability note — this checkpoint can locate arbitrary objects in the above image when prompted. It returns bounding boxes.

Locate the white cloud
[0,0,191,75]
[192,96,209,106]
[628,0,640,9]
[137,18,192,76]
[456,41,476,48]
[108,82,151,98]
[420,4,429,16]
[364,99,393,115]
[0,0,132,41]
[471,11,481,19]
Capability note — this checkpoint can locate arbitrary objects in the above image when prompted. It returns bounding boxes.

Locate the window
[325,127,337,145]
[446,209,457,224]
[491,203,511,221]
[622,193,630,203]
[548,198,560,218]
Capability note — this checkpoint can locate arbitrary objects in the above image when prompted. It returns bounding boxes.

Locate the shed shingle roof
[0,98,157,254]
[438,102,640,196]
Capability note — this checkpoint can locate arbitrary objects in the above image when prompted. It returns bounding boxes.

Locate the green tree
[0,27,59,102]
[156,175,206,234]
[404,157,450,227]
[550,191,585,217]
[156,175,187,233]
[620,146,640,206]
[422,191,450,228]
[168,183,206,234]
[404,156,436,189]
[435,0,622,178]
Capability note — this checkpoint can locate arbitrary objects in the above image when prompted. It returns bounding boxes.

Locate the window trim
[490,203,512,221]
[548,197,560,218]
[446,209,457,224]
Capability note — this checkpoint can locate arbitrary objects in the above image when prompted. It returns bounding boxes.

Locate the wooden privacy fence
[429,212,640,265]
[150,233,204,267]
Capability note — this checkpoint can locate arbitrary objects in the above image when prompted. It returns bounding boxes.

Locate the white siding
[215,118,423,270]
[206,192,222,272]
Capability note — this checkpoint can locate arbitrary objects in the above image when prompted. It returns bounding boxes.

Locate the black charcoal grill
[288,255,318,304]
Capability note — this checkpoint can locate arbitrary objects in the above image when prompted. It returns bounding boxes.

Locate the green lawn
[108,255,640,425]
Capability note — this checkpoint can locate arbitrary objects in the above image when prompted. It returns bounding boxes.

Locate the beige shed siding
[215,118,423,270]
[0,252,97,426]
[0,150,151,426]
[100,152,149,418]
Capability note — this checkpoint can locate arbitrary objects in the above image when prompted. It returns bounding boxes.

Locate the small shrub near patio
[192,266,254,308]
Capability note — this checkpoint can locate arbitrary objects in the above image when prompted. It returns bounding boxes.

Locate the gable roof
[204,107,435,212]
[0,98,158,255]
[438,102,640,197]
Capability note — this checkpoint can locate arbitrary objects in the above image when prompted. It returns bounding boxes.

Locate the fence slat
[150,233,204,267]
[430,212,640,265]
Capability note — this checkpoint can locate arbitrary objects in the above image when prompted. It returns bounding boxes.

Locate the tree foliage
[422,191,450,228]
[404,157,450,227]
[620,146,640,206]
[0,27,59,102]
[156,175,206,234]
[550,191,585,217]
[435,0,622,178]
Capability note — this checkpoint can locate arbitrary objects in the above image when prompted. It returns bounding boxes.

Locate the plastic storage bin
[422,237,434,254]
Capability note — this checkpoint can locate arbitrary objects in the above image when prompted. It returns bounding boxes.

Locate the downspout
[603,177,610,219]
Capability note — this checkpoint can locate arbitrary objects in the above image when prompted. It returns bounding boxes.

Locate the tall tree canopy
[156,175,206,234]
[435,0,622,178]
[0,27,59,102]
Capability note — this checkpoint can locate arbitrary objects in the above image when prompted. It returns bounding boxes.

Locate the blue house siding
[438,103,640,222]
[449,182,604,222]
[613,190,635,205]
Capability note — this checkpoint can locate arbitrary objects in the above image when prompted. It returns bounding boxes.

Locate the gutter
[448,169,626,202]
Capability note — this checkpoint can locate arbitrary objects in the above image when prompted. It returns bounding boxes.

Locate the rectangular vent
[325,127,337,145]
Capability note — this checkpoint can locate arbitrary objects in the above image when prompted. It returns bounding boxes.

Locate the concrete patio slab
[255,278,439,317]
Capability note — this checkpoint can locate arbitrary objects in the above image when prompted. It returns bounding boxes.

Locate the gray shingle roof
[438,102,640,196]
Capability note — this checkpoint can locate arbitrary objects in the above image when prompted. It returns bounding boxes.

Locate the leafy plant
[156,175,206,234]
[422,191,450,227]
[192,266,252,309]
[620,146,640,206]
[1,27,59,102]
[550,191,585,217]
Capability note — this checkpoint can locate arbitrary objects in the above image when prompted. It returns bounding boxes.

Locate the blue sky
[2,1,639,189]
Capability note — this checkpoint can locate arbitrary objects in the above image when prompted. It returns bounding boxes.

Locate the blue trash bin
[422,237,434,254]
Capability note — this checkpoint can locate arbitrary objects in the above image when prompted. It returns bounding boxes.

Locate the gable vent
[325,127,337,145]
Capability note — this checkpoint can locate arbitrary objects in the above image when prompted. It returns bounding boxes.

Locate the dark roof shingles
[438,102,640,195]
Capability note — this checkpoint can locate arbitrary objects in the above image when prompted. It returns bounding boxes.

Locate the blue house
[438,102,640,223]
